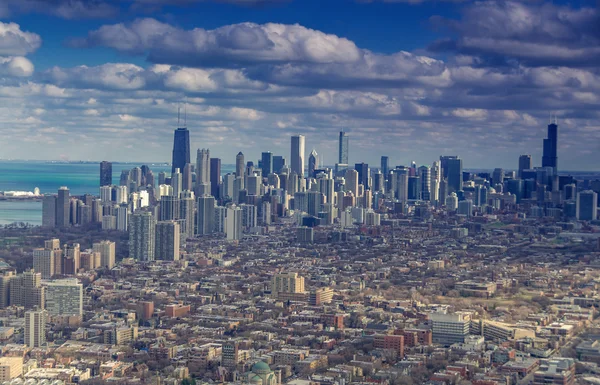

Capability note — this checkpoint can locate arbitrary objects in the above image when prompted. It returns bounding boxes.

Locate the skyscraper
[518,155,532,178]
[210,158,221,198]
[542,119,558,173]
[9,270,44,310]
[42,195,56,227]
[155,221,180,261]
[33,248,54,279]
[577,190,598,221]
[100,161,112,187]
[291,134,305,177]
[380,156,389,178]
[308,149,319,177]
[261,152,273,177]
[446,158,463,193]
[171,168,182,198]
[354,163,369,190]
[273,155,286,174]
[418,166,431,201]
[236,152,245,178]
[171,127,190,174]
[197,195,215,235]
[179,190,195,240]
[129,211,156,261]
[226,205,243,241]
[338,131,349,164]
[24,308,46,348]
[196,148,210,190]
[56,187,70,228]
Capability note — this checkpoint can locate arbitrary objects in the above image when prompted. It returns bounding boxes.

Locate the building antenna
[184,98,187,128]
[177,104,181,127]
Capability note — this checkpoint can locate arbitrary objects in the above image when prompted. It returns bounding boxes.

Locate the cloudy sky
[0,0,599,170]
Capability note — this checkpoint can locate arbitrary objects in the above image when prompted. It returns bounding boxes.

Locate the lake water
[0,161,235,226]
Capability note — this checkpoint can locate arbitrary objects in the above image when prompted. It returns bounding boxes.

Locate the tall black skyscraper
[273,156,286,174]
[542,119,558,173]
[100,161,112,187]
[261,152,273,176]
[380,156,389,178]
[210,158,221,198]
[172,128,190,174]
[355,162,369,190]
[518,155,532,179]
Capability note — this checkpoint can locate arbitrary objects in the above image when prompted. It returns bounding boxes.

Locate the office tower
[318,176,334,204]
[507,179,523,203]
[344,169,359,198]
[407,176,420,200]
[0,271,15,308]
[9,270,44,310]
[56,187,70,227]
[44,279,83,317]
[338,131,349,164]
[563,183,576,201]
[209,158,221,198]
[130,167,142,190]
[418,166,431,201]
[92,240,116,269]
[42,195,56,227]
[181,163,193,191]
[577,191,598,221]
[518,155,532,178]
[268,173,281,189]
[236,151,245,179]
[100,161,112,187]
[273,155,285,174]
[62,243,80,275]
[157,171,167,186]
[172,127,190,174]
[394,169,409,202]
[492,168,504,187]
[43,239,62,276]
[196,148,210,189]
[171,168,182,198]
[291,134,305,177]
[129,211,156,261]
[160,195,180,221]
[446,157,463,193]
[308,149,318,177]
[431,312,471,346]
[120,170,130,186]
[155,221,180,261]
[222,173,235,201]
[542,119,558,173]
[380,156,389,178]
[240,204,258,229]
[197,195,216,235]
[179,190,195,240]
[246,175,261,196]
[261,151,273,177]
[33,248,54,279]
[355,163,369,190]
[306,191,324,217]
[271,272,305,296]
[226,205,243,240]
[457,199,473,217]
[24,308,47,348]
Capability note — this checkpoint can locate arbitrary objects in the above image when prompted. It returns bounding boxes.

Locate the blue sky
[0,0,599,170]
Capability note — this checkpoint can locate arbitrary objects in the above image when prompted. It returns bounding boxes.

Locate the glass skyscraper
[542,120,558,173]
[339,131,349,164]
[171,127,190,174]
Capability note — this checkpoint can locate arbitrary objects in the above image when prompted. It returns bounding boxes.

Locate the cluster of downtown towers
[76,119,593,260]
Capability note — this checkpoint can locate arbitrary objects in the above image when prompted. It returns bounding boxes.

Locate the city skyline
[0,0,599,170]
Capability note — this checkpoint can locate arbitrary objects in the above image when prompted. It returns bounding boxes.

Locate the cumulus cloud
[0,22,41,56]
[71,19,363,66]
[0,56,34,76]
[429,1,600,67]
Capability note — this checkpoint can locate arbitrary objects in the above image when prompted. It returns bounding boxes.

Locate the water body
[0,161,236,225]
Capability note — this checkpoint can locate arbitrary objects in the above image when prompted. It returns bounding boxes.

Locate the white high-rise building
[92,240,115,269]
[171,168,182,198]
[100,186,112,203]
[290,135,305,177]
[226,205,243,241]
[115,185,128,204]
[196,148,211,190]
[446,193,458,211]
[24,308,47,348]
[344,169,359,199]
[44,279,83,317]
[240,204,258,229]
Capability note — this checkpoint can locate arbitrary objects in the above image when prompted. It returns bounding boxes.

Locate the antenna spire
[177,105,181,127]
[184,98,187,128]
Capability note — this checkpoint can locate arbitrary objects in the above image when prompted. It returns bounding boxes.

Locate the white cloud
[0,56,34,76]
[0,22,41,56]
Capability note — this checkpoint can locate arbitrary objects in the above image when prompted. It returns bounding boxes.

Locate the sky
[0,0,599,170]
